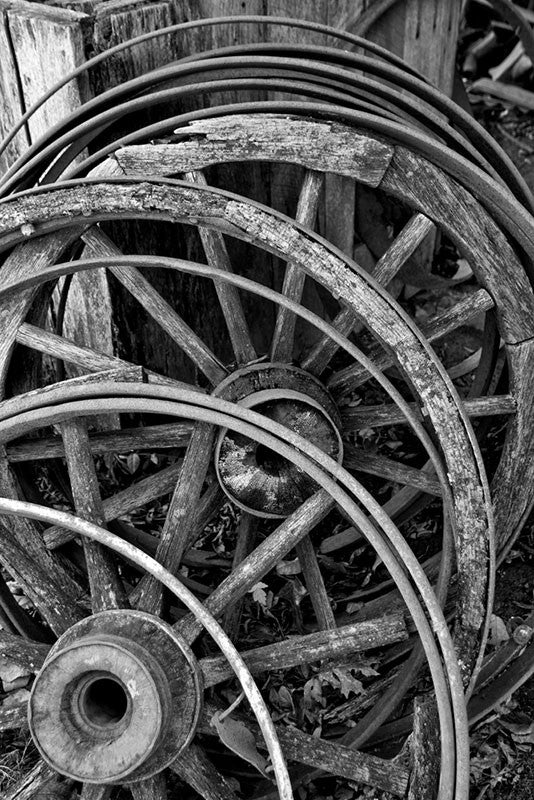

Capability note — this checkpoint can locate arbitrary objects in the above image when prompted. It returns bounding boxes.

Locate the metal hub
[214,364,343,517]
[28,610,202,784]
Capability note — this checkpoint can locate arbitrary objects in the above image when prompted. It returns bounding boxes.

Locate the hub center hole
[255,444,288,475]
[80,676,129,728]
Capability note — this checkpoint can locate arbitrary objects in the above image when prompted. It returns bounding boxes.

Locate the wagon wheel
[0,176,494,797]
[99,111,534,557]
[0,386,470,800]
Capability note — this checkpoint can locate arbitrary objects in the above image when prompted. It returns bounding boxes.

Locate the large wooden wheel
[100,111,534,560]
[0,175,495,800]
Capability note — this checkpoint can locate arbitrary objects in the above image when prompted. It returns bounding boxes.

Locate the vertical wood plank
[0,0,90,141]
[0,5,29,175]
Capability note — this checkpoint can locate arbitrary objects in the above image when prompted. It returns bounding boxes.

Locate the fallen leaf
[210,711,269,777]
[249,581,269,607]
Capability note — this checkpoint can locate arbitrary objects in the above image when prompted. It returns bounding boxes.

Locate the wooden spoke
[0,453,84,635]
[270,169,324,362]
[272,725,409,797]
[200,613,408,687]
[16,323,185,388]
[0,630,50,671]
[60,418,126,611]
[407,697,440,800]
[134,422,216,615]
[328,287,495,394]
[0,530,85,634]
[7,421,193,463]
[222,513,257,641]
[3,760,71,800]
[0,570,50,640]
[341,394,516,431]
[372,213,436,286]
[170,743,240,800]
[343,446,442,496]
[298,213,434,377]
[301,306,355,376]
[17,321,126,373]
[130,774,167,799]
[43,460,184,550]
[0,700,28,732]
[184,171,256,365]
[80,784,112,800]
[295,536,336,629]
[82,227,227,386]
[177,491,335,642]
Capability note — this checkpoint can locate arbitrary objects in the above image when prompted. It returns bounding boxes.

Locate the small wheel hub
[214,364,343,517]
[28,610,202,784]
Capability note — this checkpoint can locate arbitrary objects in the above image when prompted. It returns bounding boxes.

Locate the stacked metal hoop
[0,15,534,800]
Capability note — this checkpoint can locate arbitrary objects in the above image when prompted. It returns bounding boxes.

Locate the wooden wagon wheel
[96,111,534,556]
[0,385,470,800]
[0,176,494,799]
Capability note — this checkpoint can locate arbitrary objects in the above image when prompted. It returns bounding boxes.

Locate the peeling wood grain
[117,115,394,186]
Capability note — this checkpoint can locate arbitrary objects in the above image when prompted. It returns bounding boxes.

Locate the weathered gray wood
[0,631,50,674]
[171,743,239,800]
[381,146,534,343]
[296,535,336,630]
[271,169,324,363]
[116,117,394,186]
[184,171,256,365]
[408,696,440,800]
[373,212,436,286]
[0,1,113,381]
[200,613,408,686]
[492,340,534,552]
[0,1,88,142]
[273,724,409,797]
[134,422,216,615]
[0,700,27,732]
[328,287,495,395]
[60,417,126,611]
[16,321,126,372]
[0,4,30,175]
[81,226,227,385]
[130,774,167,800]
[341,394,516,430]
[222,513,256,641]
[0,452,85,634]
[6,420,192,463]
[3,759,71,800]
[177,491,334,642]
[343,445,441,496]
[366,0,461,95]
[16,322,184,388]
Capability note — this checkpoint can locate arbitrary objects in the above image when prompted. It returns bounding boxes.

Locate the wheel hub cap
[28,610,202,784]
[214,363,343,517]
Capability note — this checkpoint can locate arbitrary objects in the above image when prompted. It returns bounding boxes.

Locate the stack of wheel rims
[1,15,534,800]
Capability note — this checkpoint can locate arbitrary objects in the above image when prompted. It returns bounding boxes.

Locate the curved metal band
[2,53,525,209]
[0,12,426,165]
